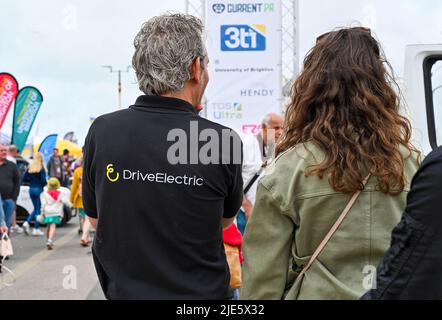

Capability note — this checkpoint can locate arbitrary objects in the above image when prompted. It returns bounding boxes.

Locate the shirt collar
[131,95,197,114]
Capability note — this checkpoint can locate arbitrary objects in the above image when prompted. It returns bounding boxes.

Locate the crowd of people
[0,144,91,252]
[79,13,442,300]
[1,13,442,300]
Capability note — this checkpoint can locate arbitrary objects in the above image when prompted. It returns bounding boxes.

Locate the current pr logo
[212,3,226,14]
[213,3,275,14]
[221,25,266,51]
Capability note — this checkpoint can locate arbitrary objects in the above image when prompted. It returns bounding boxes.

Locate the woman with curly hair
[241,27,421,300]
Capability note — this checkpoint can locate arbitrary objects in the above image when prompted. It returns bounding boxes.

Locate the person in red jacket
[223,224,243,300]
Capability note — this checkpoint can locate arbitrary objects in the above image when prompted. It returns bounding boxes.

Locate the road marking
[0,227,79,290]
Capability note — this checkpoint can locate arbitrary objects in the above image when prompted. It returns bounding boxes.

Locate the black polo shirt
[83,95,243,300]
[0,160,20,201]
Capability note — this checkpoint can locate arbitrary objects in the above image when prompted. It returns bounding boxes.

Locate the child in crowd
[39,178,72,250]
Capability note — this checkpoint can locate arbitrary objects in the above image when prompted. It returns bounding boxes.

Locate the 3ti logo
[221,25,266,51]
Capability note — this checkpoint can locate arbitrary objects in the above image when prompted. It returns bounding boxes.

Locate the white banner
[205,0,282,135]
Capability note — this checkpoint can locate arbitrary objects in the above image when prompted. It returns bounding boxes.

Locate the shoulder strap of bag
[244,161,268,194]
[297,173,372,279]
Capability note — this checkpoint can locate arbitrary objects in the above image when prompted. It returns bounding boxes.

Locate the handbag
[224,243,242,289]
[0,233,13,257]
[287,173,372,299]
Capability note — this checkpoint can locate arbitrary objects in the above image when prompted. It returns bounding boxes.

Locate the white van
[404,44,442,154]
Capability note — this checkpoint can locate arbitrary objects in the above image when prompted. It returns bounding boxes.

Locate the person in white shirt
[241,134,262,207]
[238,113,284,234]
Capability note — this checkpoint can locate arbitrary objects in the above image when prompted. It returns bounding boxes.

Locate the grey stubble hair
[132,13,207,96]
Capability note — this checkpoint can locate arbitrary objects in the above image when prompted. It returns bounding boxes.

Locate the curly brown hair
[276,27,418,194]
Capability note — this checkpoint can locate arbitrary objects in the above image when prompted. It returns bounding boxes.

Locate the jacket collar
[131,95,197,114]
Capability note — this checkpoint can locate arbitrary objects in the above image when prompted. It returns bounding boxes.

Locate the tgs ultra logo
[221,25,266,51]
[212,3,225,14]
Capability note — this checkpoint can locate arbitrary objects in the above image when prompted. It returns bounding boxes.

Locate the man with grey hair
[238,113,284,233]
[83,14,243,300]
[258,113,284,162]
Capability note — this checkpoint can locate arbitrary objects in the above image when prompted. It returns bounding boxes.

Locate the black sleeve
[11,163,20,202]
[223,163,243,219]
[82,125,98,219]
[223,132,244,219]
[40,169,48,187]
[403,148,442,224]
[361,147,442,300]
[360,214,432,300]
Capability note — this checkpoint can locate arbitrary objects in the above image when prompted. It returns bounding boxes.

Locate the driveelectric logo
[106,164,120,183]
[105,164,204,187]
[221,24,266,51]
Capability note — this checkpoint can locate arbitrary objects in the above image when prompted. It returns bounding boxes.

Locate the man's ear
[191,57,202,83]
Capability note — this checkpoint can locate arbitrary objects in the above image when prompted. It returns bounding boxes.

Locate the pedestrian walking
[0,144,20,233]
[70,156,92,247]
[47,148,65,185]
[40,178,72,250]
[22,152,47,236]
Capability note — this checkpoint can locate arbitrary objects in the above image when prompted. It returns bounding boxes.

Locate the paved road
[0,219,105,300]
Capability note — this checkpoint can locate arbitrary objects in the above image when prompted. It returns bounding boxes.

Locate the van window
[424,56,442,149]
[432,61,442,147]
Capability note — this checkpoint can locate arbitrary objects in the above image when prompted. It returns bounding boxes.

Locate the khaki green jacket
[241,142,420,300]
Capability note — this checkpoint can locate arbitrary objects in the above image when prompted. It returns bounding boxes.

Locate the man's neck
[0,159,6,166]
[161,91,196,109]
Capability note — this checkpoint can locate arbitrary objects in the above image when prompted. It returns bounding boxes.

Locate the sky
[1,0,442,146]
